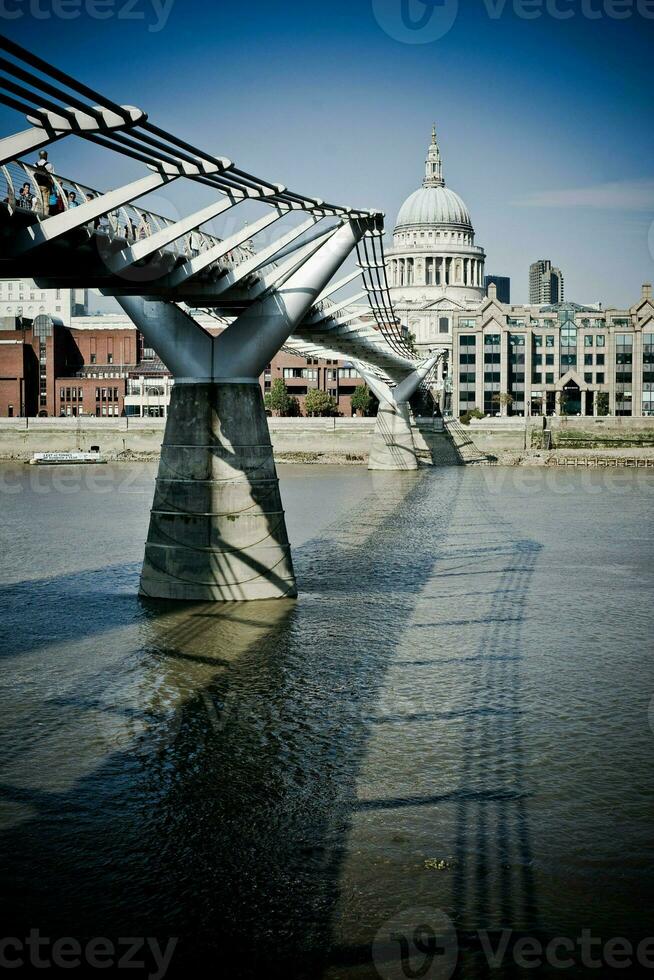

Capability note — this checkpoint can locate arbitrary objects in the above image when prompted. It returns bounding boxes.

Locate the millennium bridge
[0,34,444,601]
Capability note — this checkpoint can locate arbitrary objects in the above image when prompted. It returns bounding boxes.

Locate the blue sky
[2,0,654,306]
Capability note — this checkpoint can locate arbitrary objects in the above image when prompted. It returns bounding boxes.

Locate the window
[596,335,606,347]
[460,336,476,346]
[439,318,450,334]
[485,334,500,346]
[596,372,604,384]
[107,353,113,364]
[584,373,593,383]
[459,319,476,329]
[546,373,554,384]
[546,335,555,348]
[584,354,593,366]
[533,335,543,348]
[596,354,605,366]
[584,335,594,347]
[90,353,97,364]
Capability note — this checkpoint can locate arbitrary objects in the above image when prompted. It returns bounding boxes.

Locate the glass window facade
[615,334,633,415]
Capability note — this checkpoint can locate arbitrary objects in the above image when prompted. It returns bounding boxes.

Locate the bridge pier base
[139,382,297,601]
[367,402,418,471]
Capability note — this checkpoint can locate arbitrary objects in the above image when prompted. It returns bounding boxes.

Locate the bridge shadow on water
[0,468,544,979]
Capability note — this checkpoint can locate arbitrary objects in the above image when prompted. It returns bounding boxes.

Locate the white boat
[29,451,107,465]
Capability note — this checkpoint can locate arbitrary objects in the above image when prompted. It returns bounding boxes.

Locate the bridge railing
[1,158,252,271]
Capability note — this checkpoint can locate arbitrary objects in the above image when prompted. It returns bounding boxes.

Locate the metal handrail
[1,157,254,269]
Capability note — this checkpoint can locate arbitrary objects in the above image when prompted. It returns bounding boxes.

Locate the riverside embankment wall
[0,416,381,460]
[0,416,653,462]
[468,416,654,452]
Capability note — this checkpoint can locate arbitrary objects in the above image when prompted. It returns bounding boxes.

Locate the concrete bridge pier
[355,354,441,471]
[141,379,295,601]
[118,218,367,600]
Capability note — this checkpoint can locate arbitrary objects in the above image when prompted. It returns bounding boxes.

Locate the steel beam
[0,104,145,167]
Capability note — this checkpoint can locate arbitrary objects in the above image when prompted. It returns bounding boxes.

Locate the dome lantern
[423,124,444,188]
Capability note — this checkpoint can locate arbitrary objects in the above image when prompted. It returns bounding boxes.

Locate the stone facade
[451,283,654,418]
[385,127,486,400]
[0,278,86,324]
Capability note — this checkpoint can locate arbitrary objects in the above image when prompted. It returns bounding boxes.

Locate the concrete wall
[0,417,165,458]
[2,415,652,462]
[468,416,654,451]
[547,416,654,448]
[0,416,380,460]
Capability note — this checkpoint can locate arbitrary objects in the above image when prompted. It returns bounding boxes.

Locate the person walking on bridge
[17,182,34,210]
[33,150,54,216]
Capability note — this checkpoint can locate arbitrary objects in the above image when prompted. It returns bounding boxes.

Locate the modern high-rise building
[529,259,564,305]
[484,275,511,304]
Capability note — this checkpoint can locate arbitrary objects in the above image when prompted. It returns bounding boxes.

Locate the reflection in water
[0,464,653,978]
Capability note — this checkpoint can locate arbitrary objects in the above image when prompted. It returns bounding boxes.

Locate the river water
[0,462,652,979]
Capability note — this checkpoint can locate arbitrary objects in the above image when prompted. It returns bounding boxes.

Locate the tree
[460,407,485,426]
[596,392,610,416]
[350,384,374,416]
[304,388,337,417]
[558,390,571,416]
[264,379,297,416]
[492,391,514,414]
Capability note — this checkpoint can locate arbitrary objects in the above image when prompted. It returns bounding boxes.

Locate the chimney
[643,283,652,301]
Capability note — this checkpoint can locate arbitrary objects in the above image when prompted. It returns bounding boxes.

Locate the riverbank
[1,416,654,469]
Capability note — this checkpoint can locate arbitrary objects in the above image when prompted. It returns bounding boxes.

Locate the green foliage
[304,388,338,416]
[460,408,485,426]
[264,379,298,416]
[596,392,610,416]
[350,384,373,416]
[492,391,514,408]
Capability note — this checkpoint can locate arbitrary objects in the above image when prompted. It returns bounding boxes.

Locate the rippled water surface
[0,462,652,978]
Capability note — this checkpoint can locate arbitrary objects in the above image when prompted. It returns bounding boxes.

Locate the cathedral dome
[394,125,474,232]
[396,185,472,230]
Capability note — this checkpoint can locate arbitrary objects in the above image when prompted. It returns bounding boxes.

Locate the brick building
[261,349,364,416]
[0,317,38,417]
[0,310,367,418]
[56,315,139,417]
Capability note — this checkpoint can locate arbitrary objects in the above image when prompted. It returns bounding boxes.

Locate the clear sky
[2,0,654,307]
